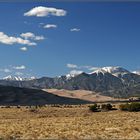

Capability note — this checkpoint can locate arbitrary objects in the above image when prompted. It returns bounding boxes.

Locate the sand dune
[44,89,125,102]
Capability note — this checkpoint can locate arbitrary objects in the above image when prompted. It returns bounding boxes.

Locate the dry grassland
[0,105,139,139]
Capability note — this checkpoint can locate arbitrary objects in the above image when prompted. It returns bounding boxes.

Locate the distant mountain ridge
[0,66,140,98]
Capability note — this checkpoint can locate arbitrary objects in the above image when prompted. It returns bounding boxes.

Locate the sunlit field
[0,104,139,139]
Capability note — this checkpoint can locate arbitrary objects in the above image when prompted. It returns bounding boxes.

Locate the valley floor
[0,105,139,139]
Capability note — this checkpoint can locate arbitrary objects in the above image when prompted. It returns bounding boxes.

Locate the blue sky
[0,2,140,78]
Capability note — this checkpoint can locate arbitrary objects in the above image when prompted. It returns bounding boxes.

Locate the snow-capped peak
[3,75,24,81]
[66,70,83,80]
[90,66,130,76]
[101,66,129,74]
[90,68,107,75]
[132,71,140,75]
[29,76,36,80]
[3,75,36,81]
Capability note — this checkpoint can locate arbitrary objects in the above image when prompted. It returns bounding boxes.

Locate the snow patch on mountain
[66,70,83,80]
[132,71,140,75]
[90,69,107,75]
[3,75,36,81]
[102,66,129,74]
[90,66,130,77]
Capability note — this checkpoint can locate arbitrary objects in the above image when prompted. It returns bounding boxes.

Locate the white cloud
[20,47,28,51]
[20,32,45,41]
[67,63,78,69]
[70,28,80,32]
[0,32,36,46]
[20,32,34,39]
[13,65,26,70]
[69,70,83,75]
[24,6,67,17]
[44,24,57,29]
[34,36,45,41]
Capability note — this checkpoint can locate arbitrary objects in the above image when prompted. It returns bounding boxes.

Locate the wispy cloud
[20,47,28,51]
[20,32,45,41]
[24,6,67,17]
[67,63,78,68]
[88,67,100,71]
[0,68,11,73]
[13,65,26,70]
[15,72,23,76]
[39,23,44,25]
[0,32,36,46]
[69,70,83,75]
[67,63,100,72]
[70,28,80,32]
[24,21,32,25]
[43,24,57,29]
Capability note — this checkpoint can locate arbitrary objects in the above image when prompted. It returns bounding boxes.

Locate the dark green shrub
[89,104,98,112]
[119,102,140,112]
[128,102,140,111]
[101,103,113,111]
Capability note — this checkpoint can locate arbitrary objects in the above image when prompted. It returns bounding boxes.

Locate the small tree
[119,102,140,112]
[128,102,140,112]
[89,104,98,112]
[101,103,113,111]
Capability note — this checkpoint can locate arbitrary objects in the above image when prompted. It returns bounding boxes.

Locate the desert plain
[0,104,139,139]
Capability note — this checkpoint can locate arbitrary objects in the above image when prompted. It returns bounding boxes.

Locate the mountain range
[0,66,140,98]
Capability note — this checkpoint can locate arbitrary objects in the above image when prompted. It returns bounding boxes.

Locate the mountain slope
[0,85,91,105]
